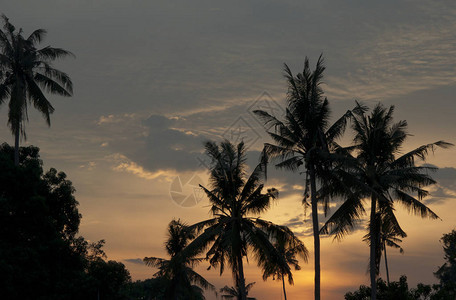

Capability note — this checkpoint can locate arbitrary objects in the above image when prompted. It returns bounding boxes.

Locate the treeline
[344,232,456,300]
[140,57,453,300]
[0,144,133,300]
[346,228,456,300]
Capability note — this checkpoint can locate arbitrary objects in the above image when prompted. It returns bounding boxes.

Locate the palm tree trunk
[14,129,19,166]
[237,254,247,300]
[384,240,390,285]
[309,164,321,300]
[370,197,377,300]
[282,276,287,300]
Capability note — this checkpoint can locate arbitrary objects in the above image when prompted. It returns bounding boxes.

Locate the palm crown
[144,219,215,300]
[320,102,452,299]
[262,235,308,300]
[185,140,306,300]
[220,282,257,300]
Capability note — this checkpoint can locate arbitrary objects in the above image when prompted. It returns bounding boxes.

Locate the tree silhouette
[0,143,131,300]
[185,141,306,300]
[144,219,215,300]
[434,229,456,298]
[220,282,257,300]
[362,207,406,285]
[321,103,452,300]
[0,15,73,165]
[254,55,355,300]
[262,236,308,300]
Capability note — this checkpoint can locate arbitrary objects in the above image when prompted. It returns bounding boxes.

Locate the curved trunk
[237,254,247,300]
[14,129,19,166]
[370,196,377,300]
[384,240,390,285]
[309,164,321,300]
[282,276,287,300]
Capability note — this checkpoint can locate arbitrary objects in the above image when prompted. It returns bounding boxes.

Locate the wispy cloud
[107,153,177,181]
[326,5,456,101]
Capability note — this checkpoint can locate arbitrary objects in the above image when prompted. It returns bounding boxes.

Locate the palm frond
[0,83,10,105]
[393,141,454,168]
[325,109,351,142]
[187,268,216,291]
[37,46,75,60]
[393,189,439,219]
[27,28,46,44]
[25,76,54,125]
[143,256,167,268]
[320,194,365,240]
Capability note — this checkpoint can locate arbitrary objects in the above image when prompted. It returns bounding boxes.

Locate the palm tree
[362,207,406,285]
[0,15,73,165]
[144,219,215,300]
[220,282,257,300]
[262,236,308,300]
[320,103,452,300]
[253,55,355,300]
[185,140,306,300]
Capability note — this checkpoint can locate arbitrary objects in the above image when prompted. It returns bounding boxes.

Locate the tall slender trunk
[309,164,321,300]
[282,276,288,300]
[14,129,19,166]
[384,240,390,285]
[237,254,247,300]
[370,197,377,300]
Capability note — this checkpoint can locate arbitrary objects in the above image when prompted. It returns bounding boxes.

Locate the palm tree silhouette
[254,55,354,300]
[220,282,257,300]
[362,207,406,285]
[320,103,452,300]
[262,236,308,300]
[185,140,305,300]
[0,15,73,165]
[144,219,215,300]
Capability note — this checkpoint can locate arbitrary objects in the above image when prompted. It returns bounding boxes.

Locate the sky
[1,0,456,299]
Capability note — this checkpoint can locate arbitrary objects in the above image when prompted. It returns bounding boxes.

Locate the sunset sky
[1,1,456,299]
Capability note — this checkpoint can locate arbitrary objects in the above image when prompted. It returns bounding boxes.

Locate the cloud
[96,93,286,174]
[324,2,456,102]
[425,167,456,204]
[97,114,206,172]
[434,167,456,191]
[108,153,177,181]
[124,258,145,265]
[79,161,97,171]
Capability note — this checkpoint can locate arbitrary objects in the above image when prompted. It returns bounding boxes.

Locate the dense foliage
[0,143,131,300]
[434,229,456,298]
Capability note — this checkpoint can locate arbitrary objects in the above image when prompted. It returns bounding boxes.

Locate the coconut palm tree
[253,55,357,300]
[144,219,215,300]
[320,102,452,300]
[362,207,406,285]
[220,282,257,300]
[185,140,306,300]
[0,15,73,165]
[262,236,308,300]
